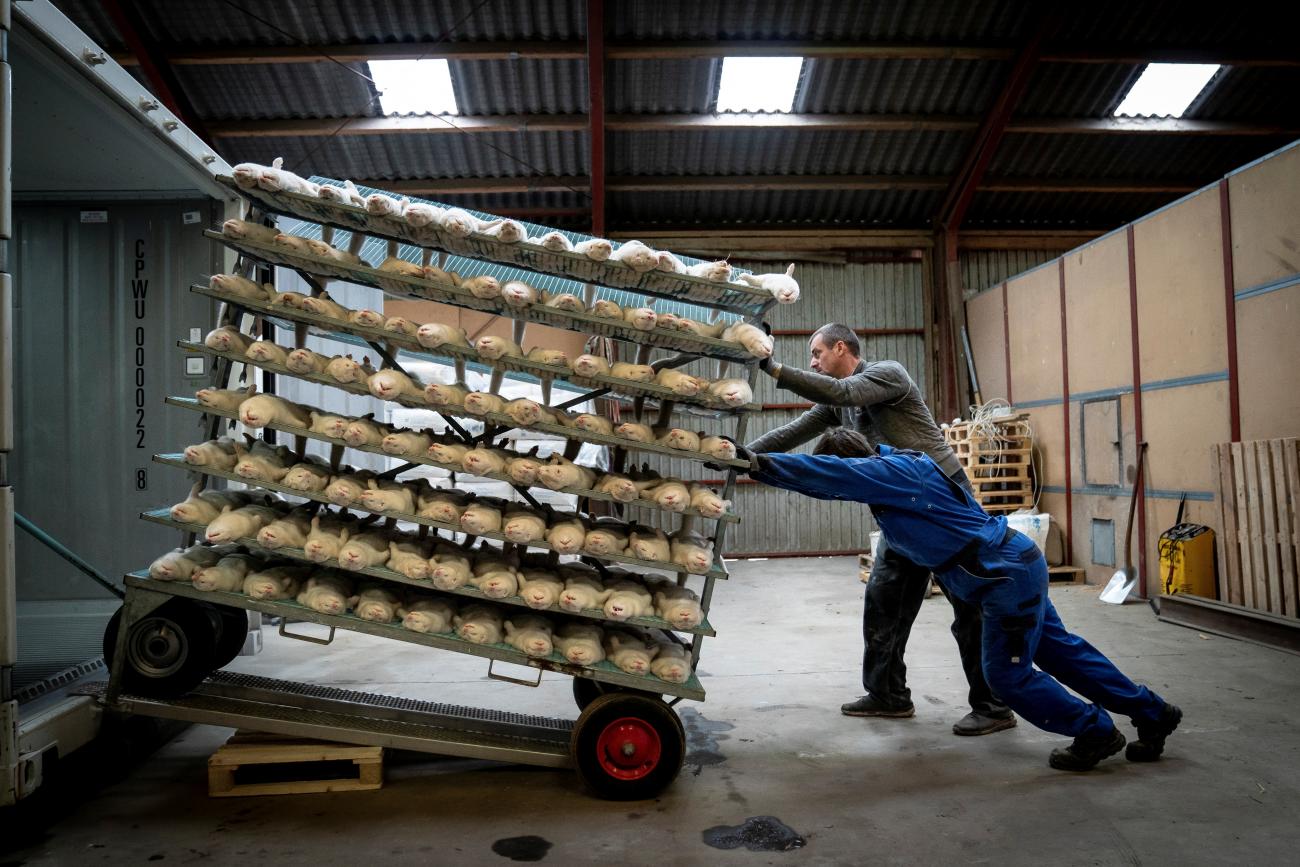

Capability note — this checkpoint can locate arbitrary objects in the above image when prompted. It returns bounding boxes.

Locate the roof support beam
[353,175,1197,196]
[587,0,606,236]
[207,114,1296,139]
[111,41,1300,68]
[103,0,214,146]
[938,13,1061,231]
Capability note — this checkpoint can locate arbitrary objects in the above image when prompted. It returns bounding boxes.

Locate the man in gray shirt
[748,323,1014,736]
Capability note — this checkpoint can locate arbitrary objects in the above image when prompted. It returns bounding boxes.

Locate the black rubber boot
[1126,703,1183,762]
[1048,726,1127,771]
[952,711,1018,737]
[840,695,915,718]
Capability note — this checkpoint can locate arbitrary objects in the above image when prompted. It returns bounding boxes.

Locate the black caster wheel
[571,693,685,800]
[102,600,218,698]
[572,677,661,711]
[205,604,250,670]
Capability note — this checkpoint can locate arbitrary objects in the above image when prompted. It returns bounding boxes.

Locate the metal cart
[98,176,778,799]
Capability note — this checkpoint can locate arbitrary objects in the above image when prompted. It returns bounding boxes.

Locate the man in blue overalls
[742,429,1182,770]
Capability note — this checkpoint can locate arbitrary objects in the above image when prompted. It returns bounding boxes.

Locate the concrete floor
[7,556,1300,865]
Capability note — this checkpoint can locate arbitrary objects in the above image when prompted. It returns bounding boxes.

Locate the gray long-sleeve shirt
[747,359,964,480]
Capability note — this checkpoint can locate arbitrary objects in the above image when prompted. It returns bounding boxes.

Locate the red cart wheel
[571,693,685,800]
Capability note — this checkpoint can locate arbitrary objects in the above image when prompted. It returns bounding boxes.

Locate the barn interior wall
[964,139,1300,595]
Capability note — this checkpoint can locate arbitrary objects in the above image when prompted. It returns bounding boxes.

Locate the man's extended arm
[750,452,920,509]
[746,403,841,454]
[771,361,910,408]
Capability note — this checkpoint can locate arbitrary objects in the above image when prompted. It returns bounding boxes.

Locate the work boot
[1126,703,1183,762]
[840,694,915,718]
[1048,726,1127,771]
[952,711,1018,737]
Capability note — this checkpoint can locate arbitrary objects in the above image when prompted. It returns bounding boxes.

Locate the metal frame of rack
[106,176,778,798]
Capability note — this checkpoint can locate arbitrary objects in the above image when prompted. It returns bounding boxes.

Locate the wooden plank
[1232,442,1256,610]
[1281,439,1300,617]
[1269,439,1297,617]
[1257,441,1283,613]
[1214,444,1242,605]
[1241,442,1270,612]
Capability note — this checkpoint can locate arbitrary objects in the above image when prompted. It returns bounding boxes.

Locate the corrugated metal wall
[961,249,1065,296]
[12,201,222,600]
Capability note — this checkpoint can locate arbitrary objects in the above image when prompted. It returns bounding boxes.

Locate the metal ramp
[76,671,574,769]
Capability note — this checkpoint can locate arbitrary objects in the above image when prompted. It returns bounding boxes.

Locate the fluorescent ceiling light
[1113,63,1220,118]
[716,56,804,113]
[368,59,458,115]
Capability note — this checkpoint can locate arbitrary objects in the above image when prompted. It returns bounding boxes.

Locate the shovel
[1101,442,1148,604]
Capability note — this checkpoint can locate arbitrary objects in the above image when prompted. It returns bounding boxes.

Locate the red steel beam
[587,0,606,235]
[937,11,1062,231]
[1127,226,1149,597]
[103,0,213,146]
[1058,259,1073,564]
[1219,179,1242,441]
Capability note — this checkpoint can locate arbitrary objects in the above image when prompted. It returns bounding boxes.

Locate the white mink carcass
[737,263,800,304]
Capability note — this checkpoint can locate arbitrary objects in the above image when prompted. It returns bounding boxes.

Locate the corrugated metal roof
[607,189,943,228]
[794,58,1006,114]
[452,59,587,116]
[1190,68,1300,122]
[610,128,972,176]
[988,133,1294,180]
[609,60,721,114]
[45,0,1300,233]
[219,130,589,181]
[118,0,585,46]
[964,190,1180,229]
[1016,63,1143,118]
[175,63,378,120]
[608,0,1031,42]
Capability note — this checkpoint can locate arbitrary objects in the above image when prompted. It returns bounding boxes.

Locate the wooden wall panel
[1227,141,1300,290]
[1063,232,1132,396]
[1141,382,1231,493]
[1133,189,1227,383]
[1006,265,1063,402]
[1072,493,1126,584]
[1237,285,1300,441]
[1025,404,1065,487]
[965,288,1008,402]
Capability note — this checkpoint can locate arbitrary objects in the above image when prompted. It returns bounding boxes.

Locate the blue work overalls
[753,448,1166,739]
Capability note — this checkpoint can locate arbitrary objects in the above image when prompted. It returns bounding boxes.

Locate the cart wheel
[571,677,661,711]
[102,600,218,698]
[206,604,250,670]
[571,693,685,800]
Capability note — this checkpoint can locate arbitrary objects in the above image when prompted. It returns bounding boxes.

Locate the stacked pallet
[945,414,1034,514]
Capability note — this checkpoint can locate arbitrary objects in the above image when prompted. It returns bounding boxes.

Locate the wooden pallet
[208,733,383,797]
[1048,565,1087,584]
[1213,437,1300,617]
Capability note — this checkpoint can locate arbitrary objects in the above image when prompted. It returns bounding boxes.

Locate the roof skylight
[1113,63,1221,118]
[367,59,458,116]
[716,56,804,113]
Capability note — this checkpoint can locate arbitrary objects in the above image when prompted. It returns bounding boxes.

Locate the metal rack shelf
[149,456,727,582]
[141,495,715,637]
[218,175,774,314]
[122,572,705,701]
[176,346,749,470]
[192,284,760,415]
[207,231,761,362]
[164,397,740,523]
